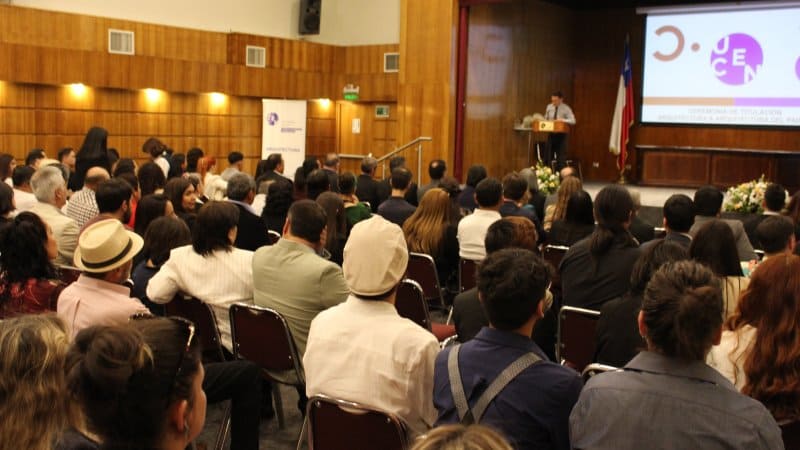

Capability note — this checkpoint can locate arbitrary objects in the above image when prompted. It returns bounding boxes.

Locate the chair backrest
[458,258,478,293]
[395,279,431,331]
[557,306,601,372]
[57,265,82,285]
[542,245,569,270]
[164,295,225,362]
[780,420,800,450]
[267,230,281,245]
[406,252,445,308]
[229,303,304,384]
[581,363,619,382]
[307,395,409,450]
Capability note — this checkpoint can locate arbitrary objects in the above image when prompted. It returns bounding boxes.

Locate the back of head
[227,151,244,165]
[302,157,319,177]
[185,148,204,172]
[192,201,239,256]
[84,166,111,189]
[389,156,406,171]
[693,186,723,216]
[0,314,71,450]
[478,248,551,330]
[113,158,136,178]
[168,153,185,179]
[31,165,66,204]
[0,182,12,217]
[57,147,73,163]
[484,216,538,254]
[518,167,538,193]
[316,192,346,246]
[756,215,794,254]
[629,240,689,294]
[663,194,695,233]
[475,177,502,208]
[26,148,46,167]
[96,178,133,214]
[428,159,446,180]
[689,219,743,276]
[501,172,527,202]
[553,176,583,220]
[66,318,201,449]
[12,165,35,188]
[226,173,255,202]
[143,216,192,266]
[465,165,488,188]
[306,169,331,200]
[390,167,412,191]
[403,189,451,254]
[134,193,169,237]
[361,156,378,175]
[288,199,327,243]
[264,179,294,216]
[142,137,165,159]
[565,190,594,225]
[410,424,513,450]
[0,212,55,282]
[138,161,167,196]
[324,152,339,168]
[642,260,722,360]
[338,172,357,195]
[589,185,635,258]
[265,153,283,171]
[437,176,461,198]
[117,172,139,193]
[764,183,786,212]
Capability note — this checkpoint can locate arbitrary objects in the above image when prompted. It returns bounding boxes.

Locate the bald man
[65,166,110,229]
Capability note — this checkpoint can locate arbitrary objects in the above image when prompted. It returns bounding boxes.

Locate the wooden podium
[533,120,570,134]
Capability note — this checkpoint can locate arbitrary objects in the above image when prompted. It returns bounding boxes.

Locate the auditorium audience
[131,216,192,315]
[198,156,227,201]
[410,424,513,450]
[570,260,783,450]
[0,212,64,318]
[690,185,757,261]
[756,215,796,259]
[707,254,800,423]
[404,188,459,286]
[355,155,381,212]
[376,155,419,206]
[227,173,269,251]
[437,176,465,222]
[262,178,294,234]
[690,219,749,319]
[292,156,320,200]
[338,171,371,229]
[167,152,185,179]
[12,165,37,212]
[138,161,167,196]
[316,192,348,265]
[0,153,15,186]
[745,182,786,250]
[185,147,204,176]
[500,172,546,243]
[457,177,502,261]
[418,159,446,202]
[519,167,547,221]
[627,189,655,244]
[257,153,291,185]
[65,166,110,229]
[641,193,694,251]
[147,201,254,350]
[377,166,417,227]
[0,315,77,450]
[595,240,689,367]
[457,164,487,213]
[543,175,582,231]
[111,158,137,178]
[57,219,148,338]
[254,200,348,360]
[304,216,439,435]
[220,150,244,181]
[164,177,198,229]
[80,178,133,232]
[561,185,640,310]
[133,193,174,237]
[0,182,14,223]
[30,165,80,267]
[306,169,331,201]
[436,248,580,450]
[71,127,111,191]
[57,147,76,181]
[548,190,595,247]
[322,152,340,193]
[26,148,47,170]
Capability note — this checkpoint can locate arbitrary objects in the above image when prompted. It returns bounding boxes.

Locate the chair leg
[213,402,232,450]
[446,306,454,325]
[295,416,308,450]
[272,382,286,429]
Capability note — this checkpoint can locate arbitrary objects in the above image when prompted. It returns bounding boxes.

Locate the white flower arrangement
[535,163,560,195]
[723,175,768,214]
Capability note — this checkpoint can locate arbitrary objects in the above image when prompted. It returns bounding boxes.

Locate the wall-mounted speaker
[299,0,322,35]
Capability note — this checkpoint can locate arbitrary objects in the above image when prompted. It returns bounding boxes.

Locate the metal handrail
[335,136,432,179]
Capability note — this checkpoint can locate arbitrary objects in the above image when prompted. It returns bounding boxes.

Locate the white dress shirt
[457,209,502,260]
[146,245,254,349]
[304,295,439,434]
[707,324,756,391]
[13,189,37,213]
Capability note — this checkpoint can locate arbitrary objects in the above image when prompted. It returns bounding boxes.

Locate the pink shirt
[57,274,149,338]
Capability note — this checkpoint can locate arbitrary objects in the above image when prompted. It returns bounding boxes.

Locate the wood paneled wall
[462,1,575,180]
[337,101,398,174]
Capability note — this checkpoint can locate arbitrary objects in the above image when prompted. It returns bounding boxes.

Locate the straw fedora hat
[74,219,143,273]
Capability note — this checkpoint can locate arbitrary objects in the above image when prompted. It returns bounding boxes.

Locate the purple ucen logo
[267,112,279,126]
[796,56,800,81]
[710,33,762,85]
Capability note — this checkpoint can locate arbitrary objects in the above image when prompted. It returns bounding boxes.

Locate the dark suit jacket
[257,170,292,186]
[640,231,692,252]
[376,179,419,207]
[233,203,270,251]
[355,174,382,213]
[689,215,756,261]
[548,220,594,247]
[630,215,655,244]
[595,293,646,367]
[743,213,778,251]
[324,168,340,193]
[499,200,547,244]
[527,191,547,223]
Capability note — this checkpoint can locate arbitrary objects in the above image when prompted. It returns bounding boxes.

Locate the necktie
[554,105,559,120]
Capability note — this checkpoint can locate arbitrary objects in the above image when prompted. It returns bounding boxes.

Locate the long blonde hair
[552,176,583,222]
[403,188,452,256]
[0,314,73,450]
[411,424,513,450]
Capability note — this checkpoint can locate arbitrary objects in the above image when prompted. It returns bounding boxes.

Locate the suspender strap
[447,345,542,424]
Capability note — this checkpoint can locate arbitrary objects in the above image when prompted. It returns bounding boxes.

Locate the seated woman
[316,192,347,266]
[0,181,14,224]
[337,172,371,229]
[0,315,81,450]
[403,188,459,288]
[570,260,783,449]
[137,161,166,197]
[548,189,595,247]
[690,219,748,319]
[66,318,205,450]
[594,240,689,367]
[133,193,175,237]
[198,156,227,201]
[131,217,192,316]
[146,201,254,351]
[164,177,198,230]
[0,212,65,318]
[261,178,293,234]
[708,254,800,422]
[543,175,582,231]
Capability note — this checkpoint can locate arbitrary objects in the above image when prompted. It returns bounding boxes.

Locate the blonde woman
[543,176,582,231]
[411,425,513,450]
[0,315,78,450]
[403,188,459,285]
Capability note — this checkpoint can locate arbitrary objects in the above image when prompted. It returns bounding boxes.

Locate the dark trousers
[546,133,568,171]
[204,361,262,450]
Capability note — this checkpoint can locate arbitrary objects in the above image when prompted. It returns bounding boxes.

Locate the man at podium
[544,91,576,170]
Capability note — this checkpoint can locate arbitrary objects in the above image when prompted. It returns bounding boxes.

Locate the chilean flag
[609,36,634,171]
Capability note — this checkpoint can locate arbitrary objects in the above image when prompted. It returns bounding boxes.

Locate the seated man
[457,177,503,261]
[11,165,37,212]
[690,186,756,261]
[355,156,381,213]
[30,166,80,267]
[66,166,110,229]
[376,156,419,206]
[756,215,796,259]
[418,159,446,203]
[227,173,270,251]
[304,216,439,434]
[81,178,133,232]
[627,189,655,244]
[744,183,785,249]
[377,167,417,227]
[220,150,243,181]
[57,219,148,338]
[641,194,694,251]
[499,172,546,243]
[435,248,582,450]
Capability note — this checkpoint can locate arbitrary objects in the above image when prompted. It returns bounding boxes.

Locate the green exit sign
[344,92,359,101]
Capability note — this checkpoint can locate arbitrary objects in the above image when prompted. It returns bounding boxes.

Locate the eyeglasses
[169,317,196,400]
